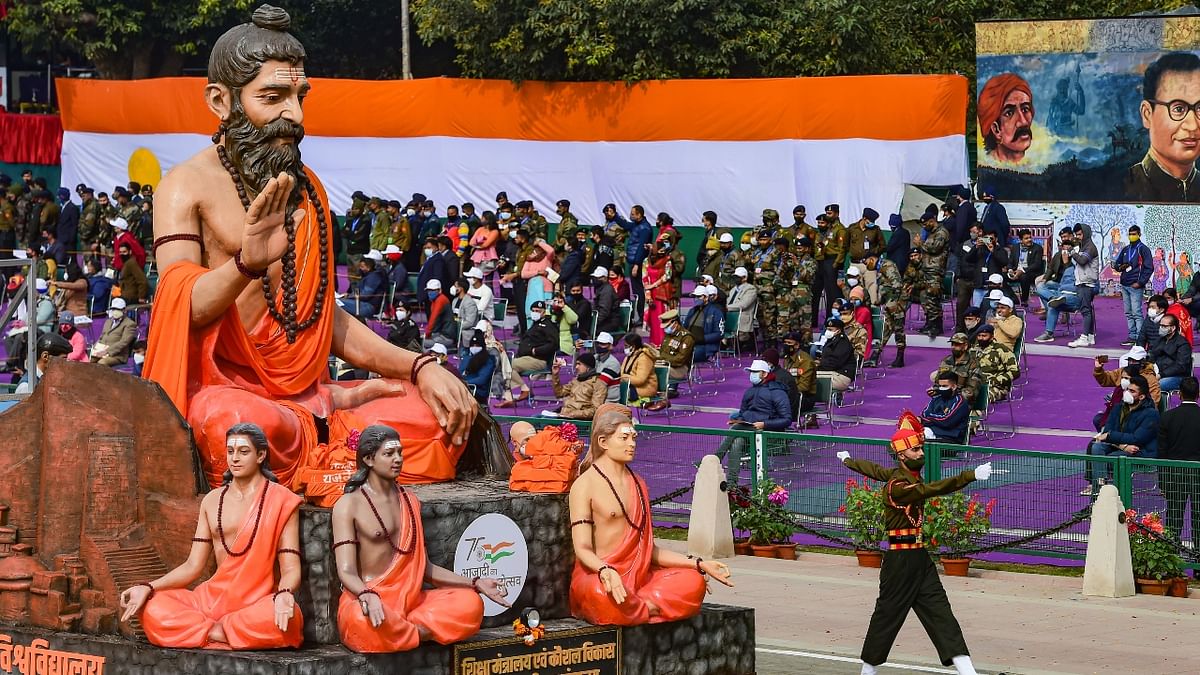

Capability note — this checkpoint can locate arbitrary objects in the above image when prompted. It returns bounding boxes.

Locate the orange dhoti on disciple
[569,472,706,626]
[337,493,483,652]
[141,482,304,649]
[509,425,583,493]
[143,173,463,494]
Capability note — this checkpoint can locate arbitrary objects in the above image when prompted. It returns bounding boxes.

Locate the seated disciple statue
[119,423,304,649]
[144,5,476,494]
[508,420,585,493]
[332,425,509,652]
[568,404,733,625]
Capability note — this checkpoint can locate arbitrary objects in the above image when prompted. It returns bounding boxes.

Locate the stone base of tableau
[0,604,755,675]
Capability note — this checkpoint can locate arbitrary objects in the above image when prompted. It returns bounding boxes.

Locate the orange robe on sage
[509,425,582,493]
[141,481,304,649]
[143,171,463,493]
[337,491,484,652]
[569,471,706,625]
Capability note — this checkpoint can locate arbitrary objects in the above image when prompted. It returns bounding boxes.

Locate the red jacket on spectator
[1167,302,1194,346]
[113,232,146,271]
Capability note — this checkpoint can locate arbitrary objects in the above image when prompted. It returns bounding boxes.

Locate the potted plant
[1126,509,1183,594]
[765,484,798,559]
[842,478,885,567]
[923,492,995,576]
[728,485,754,555]
[735,479,796,558]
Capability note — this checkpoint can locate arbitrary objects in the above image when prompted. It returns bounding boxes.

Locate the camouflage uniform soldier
[790,237,818,345]
[750,230,782,345]
[871,253,907,368]
[756,208,781,240]
[716,233,746,293]
[78,187,101,249]
[602,204,628,273]
[930,333,984,406]
[13,188,34,247]
[553,199,579,252]
[115,190,141,242]
[773,237,798,337]
[918,211,950,338]
[37,191,60,239]
[973,325,1018,402]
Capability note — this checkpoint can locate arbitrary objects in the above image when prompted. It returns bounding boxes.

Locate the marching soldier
[918,210,950,338]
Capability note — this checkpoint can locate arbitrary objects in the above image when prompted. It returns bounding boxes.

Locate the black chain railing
[1127,516,1200,564]
[650,484,693,507]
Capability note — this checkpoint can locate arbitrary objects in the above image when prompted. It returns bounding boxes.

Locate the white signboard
[453,513,529,617]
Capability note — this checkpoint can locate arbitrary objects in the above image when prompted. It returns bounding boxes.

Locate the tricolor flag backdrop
[57,76,968,226]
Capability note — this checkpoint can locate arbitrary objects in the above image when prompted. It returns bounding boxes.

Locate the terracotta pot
[773,544,798,560]
[941,557,971,577]
[1135,578,1170,595]
[734,541,752,556]
[855,550,883,568]
[1169,577,1190,598]
[750,544,778,558]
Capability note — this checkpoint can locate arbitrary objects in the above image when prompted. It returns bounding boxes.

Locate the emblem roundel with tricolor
[452,513,529,616]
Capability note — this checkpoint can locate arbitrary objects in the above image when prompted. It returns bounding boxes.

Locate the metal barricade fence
[1126,456,1200,559]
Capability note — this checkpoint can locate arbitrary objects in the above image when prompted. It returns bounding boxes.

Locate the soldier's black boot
[889,348,905,368]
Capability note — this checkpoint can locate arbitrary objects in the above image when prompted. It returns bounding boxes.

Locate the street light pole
[401,0,412,80]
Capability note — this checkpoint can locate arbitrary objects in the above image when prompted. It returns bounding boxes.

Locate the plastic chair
[717,309,743,364]
[639,363,674,426]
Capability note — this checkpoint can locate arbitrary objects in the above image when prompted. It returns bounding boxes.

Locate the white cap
[987,289,1004,300]
[846,266,860,277]
[35,278,48,292]
[704,285,720,296]
[464,267,484,280]
[110,217,129,231]
[734,266,748,278]
[429,343,448,356]
[475,319,491,331]
[365,249,384,262]
[110,297,127,310]
[591,266,609,278]
[988,273,1004,285]
[998,296,1014,308]
[718,233,734,244]
[1125,346,1148,361]
[692,287,707,296]
[426,279,442,291]
[596,331,614,345]
[383,244,402,255]
[701,274,714,284]
[745,359,772,373]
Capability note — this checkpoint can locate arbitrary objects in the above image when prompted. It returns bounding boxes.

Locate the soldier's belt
[888,542,923,550]
[886,528,921,537]
[886,528,922,548]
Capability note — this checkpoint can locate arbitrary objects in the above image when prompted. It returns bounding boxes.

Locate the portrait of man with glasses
[1127,51,1200,202]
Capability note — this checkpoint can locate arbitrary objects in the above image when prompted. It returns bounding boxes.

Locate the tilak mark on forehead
[273,67,306,84]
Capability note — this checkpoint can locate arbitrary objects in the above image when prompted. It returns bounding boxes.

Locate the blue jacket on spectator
[1101,398,1159,458]
[1115,240,1154,288]
[920,391,970,443]
[558,248,584,292]
[357,266,389,308]
[618,215,653,266]
[87,274,114,314]
[684,302,724,359]
[729,377,792,430]
[460,351,496,397]
[417,252,448,299]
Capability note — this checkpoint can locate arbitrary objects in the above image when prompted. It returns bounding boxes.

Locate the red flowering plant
[922,492,995,555]
[1126,509,1184,581]
[842,478,885,550]
[730,479,794,544]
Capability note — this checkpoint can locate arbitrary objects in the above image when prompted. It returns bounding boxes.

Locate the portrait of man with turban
[978,73,1035,164]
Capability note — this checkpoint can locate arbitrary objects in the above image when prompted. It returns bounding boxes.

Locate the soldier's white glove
[974,462,993,480]
[836,451,851,462]
[924,427,935,440]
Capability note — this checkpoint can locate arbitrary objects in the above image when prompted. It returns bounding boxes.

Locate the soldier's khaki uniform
[554,212,579,251]
[370,209,392,252]
[659,329,696,381]
[846,222,885,303]
[79,197,101,249]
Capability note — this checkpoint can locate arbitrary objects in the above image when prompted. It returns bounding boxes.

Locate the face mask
[120,253,131,261]
[1129,234,1140,242]
[903,457,925,471]
[108,310,123,320]
[406,208,416,217]
[509,231,518,239]
[571,291,583,298]
[847,277,859,287]
[823,329,836,340]
[1149,309,1161,319]
[427,291,440,301]
[749,372,764,385]
[965,319,979,329]
[977,339,991,348]
[133,353,145,365]
[1160,325,1172,336]
[740,244,751,252]
[1120,377,1131,389]
[530,311,543,321]
[59,324,71,334]
[867,222,878,229]
[450,287,459,297]
[469,346,483,355]
[1123,390,1136,405]
[596,345,610,354]
[396,310,408,321]
[422,211,433,217]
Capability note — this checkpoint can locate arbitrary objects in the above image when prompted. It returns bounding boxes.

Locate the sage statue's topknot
[252,4,290,31]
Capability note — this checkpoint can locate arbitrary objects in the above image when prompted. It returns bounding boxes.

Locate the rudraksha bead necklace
[361,484,417,555]
[217,480,270,557]
[592,465,646,533]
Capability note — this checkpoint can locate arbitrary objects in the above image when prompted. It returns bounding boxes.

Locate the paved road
[658,541,1200,674]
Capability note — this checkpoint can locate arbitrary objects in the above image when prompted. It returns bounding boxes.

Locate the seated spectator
[546,353,607,420]
[929,333,983,406]
[961,308,985,344]
[1164,287,1194,346]
[453,279,482,353]
[714,359,792,486]
[1157,375,1200,551]
[57,259,89,318]
[816,318,856,392]
[781,331,817,426]
[846,288,873,361]
[684,285,723,362]
[90,298,137,367]
[338,250,388,317]
[1083,374,1158,495]
[56,311,88,363]
[590,332,621,402]
[383,244,408,300]
[422,279,457,350]
[1033,263,1082,343]
[1151,313,1193,393]
[459,330,495,408]
[726,267,758,350]
[84,260,114,315]
[649,309,694,404]
[591,267,622,335]
[565,280,593,341]
[1093,346,1161,421]
[548,293,579,356]
[497,300,559,407]
[609,266,632,302]
[989,296,1023,351]
[131,340,147,377]
[837,301,869,360]
[973,325,1018,401]
[920,371,970,444]
[762,347,799,420]
[464,267,494,317]
[1138,294,1169,353]
[620,332,658,403]
[427,342,450,369]
[385,306,422,352]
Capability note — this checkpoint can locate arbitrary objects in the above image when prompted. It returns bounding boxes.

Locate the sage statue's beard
[223,101,305,201]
